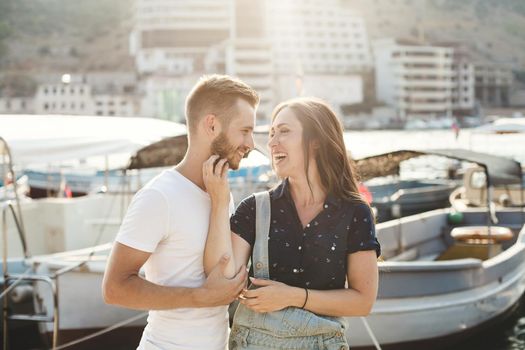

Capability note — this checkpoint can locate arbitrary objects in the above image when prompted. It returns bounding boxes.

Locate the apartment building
[34,83,95,115]
[0,97,34,114]
[474,63,513,107]
[130,0,233,75]
[374,38,455,119]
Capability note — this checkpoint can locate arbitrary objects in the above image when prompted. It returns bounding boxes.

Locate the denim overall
[229,192,349,350]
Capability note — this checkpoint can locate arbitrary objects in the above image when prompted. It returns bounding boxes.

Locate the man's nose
[246,135,255,151]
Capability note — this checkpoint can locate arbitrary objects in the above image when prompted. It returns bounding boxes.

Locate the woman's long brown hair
[271,97,365,205]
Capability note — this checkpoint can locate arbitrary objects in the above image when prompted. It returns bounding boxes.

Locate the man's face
[210,99,256,170]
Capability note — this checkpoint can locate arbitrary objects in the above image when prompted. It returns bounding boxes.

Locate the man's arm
[102,242,247,310]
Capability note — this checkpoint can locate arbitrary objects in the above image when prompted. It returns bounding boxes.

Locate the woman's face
[268,107,306,178]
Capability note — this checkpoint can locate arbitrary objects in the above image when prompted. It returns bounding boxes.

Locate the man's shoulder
[142,169,178,191]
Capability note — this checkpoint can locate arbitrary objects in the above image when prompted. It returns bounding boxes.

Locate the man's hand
[198,254,247,307]
[203,155,230,204]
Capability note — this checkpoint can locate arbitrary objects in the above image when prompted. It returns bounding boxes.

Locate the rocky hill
[0,0,524,77]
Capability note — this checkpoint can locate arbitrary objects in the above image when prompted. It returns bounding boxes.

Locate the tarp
[0,115,186,167]
[127,133,270,170]
[356,149,523,185]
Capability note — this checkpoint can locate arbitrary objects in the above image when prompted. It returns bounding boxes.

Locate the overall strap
[253,191,271,279]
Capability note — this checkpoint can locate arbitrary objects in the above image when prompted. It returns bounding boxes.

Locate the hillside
[0,0,524,75]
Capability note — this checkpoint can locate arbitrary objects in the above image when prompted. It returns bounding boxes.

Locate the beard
[210,132,246,170]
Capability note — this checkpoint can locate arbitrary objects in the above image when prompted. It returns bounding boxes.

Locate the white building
[93,95,137,117]
[265,0,369,116]
[130,0,369,120]
[34,81,138,117]
[228,0,274,119]
[0,97,34,114]
[373,38,455,119]
[474,63,513,107]
[130,0,233,75]
[266,0,372,75]
[34,83,95,115]
[450,45,475,115]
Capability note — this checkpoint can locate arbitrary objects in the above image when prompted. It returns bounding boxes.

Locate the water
[343,129,525,164]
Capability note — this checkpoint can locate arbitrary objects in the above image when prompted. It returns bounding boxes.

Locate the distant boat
[355,150,461,222]
[473,118,525,134]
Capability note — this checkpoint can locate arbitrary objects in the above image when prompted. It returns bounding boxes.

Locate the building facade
[474,63,513,107]
[374,38,455,119]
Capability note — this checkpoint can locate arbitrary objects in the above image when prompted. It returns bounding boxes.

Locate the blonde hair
[185,75,259,133]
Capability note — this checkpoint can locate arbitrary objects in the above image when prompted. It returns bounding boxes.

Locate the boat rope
[0,267,32,300]
[53,311,148,350]
[360,316,382,350]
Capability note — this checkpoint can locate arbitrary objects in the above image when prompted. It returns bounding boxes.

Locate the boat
[473,117,525,135]
[449,166,525,210]
[0,115,188,258]
[345,149,525,348]
[355,150,461,222]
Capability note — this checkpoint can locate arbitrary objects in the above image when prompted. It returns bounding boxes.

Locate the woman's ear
[311,139,321,150]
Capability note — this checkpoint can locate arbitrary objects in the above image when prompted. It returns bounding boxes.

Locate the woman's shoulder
[341,198,374,217]
[236,193,256,209]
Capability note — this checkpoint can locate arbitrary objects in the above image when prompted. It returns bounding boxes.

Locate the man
[102,75,259,349]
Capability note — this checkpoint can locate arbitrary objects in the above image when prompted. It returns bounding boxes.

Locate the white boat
[473,117,525,135]
[0,115,187,258]
[345,149,525,348]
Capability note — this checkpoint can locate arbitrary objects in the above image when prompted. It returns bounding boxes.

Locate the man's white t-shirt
[115,169,234,350]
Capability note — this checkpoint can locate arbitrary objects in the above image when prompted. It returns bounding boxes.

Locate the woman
[203,97,380,349]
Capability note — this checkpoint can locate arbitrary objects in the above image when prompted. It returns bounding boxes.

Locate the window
[44,103,49,110]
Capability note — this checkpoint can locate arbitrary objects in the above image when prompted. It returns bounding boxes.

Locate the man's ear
[203,114,218,136]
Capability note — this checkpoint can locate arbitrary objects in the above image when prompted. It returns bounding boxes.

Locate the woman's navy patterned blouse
[230,179,381,290]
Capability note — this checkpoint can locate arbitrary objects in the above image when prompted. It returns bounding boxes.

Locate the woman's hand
[203,155,230,204]
[239,277,305,313]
